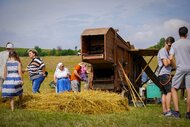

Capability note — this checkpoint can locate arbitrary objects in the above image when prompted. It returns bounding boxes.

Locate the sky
[0,0,190,50]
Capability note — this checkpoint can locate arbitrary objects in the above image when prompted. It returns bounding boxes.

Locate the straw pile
[21,90,129,114]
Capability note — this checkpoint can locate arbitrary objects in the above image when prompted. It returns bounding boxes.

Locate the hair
[9,50,21,63]
[166,36,175,44]
[179,26,188,37]
[28,49,38,56]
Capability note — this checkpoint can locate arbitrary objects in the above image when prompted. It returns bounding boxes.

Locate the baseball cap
[6,42,14,49]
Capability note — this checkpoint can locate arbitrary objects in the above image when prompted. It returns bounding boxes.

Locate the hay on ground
[20,90,129,114]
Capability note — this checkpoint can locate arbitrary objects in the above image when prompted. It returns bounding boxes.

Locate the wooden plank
[93,79,114,82]
[118,61,146,107]
[130,49,158,56]
[134,55,162,89]
[93,84,114,89]
[83,54,104,59]
[135,55,155,83]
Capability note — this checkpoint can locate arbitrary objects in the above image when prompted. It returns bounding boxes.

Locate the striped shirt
[27,57,45,80]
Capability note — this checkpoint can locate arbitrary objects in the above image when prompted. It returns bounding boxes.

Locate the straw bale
[1,91,130,114]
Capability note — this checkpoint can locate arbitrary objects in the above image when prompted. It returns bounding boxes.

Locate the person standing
[24,49,46,93]
[80,63,88,82]
[0,42,14,91]
[54,63,71,93]
[2,51,23,111]
[70,62,82,92]
[170,26,190,119]
[157,36,175,117]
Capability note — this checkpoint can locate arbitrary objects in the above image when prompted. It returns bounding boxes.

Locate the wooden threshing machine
[81,27,162,93]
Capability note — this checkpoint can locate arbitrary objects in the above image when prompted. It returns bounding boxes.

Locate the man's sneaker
[164,111,172,117]
[172,111,180,118]
[186,112,190,119]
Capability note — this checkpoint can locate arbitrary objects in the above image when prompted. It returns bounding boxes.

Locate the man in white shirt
[0,42,14,91]
[170,26,190,119]
[157,36,175,117]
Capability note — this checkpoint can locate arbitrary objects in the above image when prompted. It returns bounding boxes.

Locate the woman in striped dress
[2,51,23,111]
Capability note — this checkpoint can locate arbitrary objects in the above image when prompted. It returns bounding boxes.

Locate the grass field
[0,56,190,127]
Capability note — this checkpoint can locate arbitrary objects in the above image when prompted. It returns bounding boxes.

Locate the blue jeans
[32,76,45,93]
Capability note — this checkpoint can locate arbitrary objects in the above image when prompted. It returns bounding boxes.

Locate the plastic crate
[146,83,161,99]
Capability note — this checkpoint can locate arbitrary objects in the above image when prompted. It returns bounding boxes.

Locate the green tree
[149,38,165,50]
[56,46,62,56]
[16,49,29,56]
[34,46,42,55]
[40,52,48,56]
[75,46,77,51]
[50,48,56,56]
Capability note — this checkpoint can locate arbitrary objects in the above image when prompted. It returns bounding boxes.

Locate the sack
[49,81,56,88]
[158,74,171,85]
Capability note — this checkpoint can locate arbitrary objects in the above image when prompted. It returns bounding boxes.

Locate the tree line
[0,46,80,57]
[0,38,165,57]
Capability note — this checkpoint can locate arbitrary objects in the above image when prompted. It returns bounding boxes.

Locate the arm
[18,62,23,85]
[42,66,46,76]
[65,68,71,78]
[3,65,7,79]
[74,70,81,80]
[162,58,171,67]
[169,47,176,68]
[169,54,176,68]
[53,75,57,84]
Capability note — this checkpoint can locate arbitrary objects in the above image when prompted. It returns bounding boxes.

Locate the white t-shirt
[170,38,190,71]
[0,51,9,78]
[157,47,172,75]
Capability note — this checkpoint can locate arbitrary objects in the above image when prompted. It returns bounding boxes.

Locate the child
[80,64,88,82]
[2,51,23,111]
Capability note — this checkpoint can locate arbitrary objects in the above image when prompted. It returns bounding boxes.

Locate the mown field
[0,56,190,127]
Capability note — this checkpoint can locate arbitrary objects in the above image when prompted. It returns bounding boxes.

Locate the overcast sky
[0,0,190,49]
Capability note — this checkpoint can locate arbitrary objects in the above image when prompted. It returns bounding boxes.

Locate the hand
[20,81,24,85]
[22,70,25,74]
[22,68,28,74]
[79,76,83,81]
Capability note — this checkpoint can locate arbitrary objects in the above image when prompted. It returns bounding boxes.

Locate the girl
[79,63,88,82]
[2,51,23,111]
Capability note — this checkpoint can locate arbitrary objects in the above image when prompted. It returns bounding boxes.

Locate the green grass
[0,103,189,127]
[1,56,190,127]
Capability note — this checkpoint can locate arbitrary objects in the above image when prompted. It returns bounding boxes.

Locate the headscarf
[54,63,70,79]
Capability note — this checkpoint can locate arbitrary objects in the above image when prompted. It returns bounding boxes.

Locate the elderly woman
[54,63,71,93]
